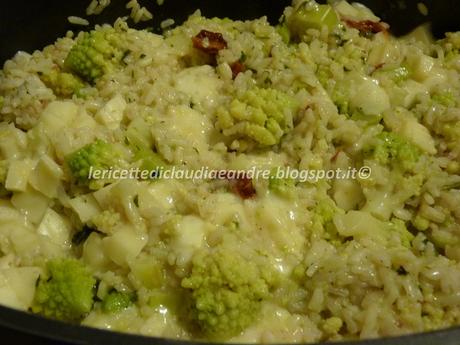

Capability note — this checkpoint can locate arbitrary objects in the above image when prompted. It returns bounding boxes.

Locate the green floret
[311,197,344,239]
[287,0,339,39]
[101,290,135,314]
[431,91,457,107]
[386,218,414,248]
[66,140,122,185]
[64,27,126,83]
[269,169,295,198]
[0,96,4,109]
[276,22,291,44]
[216,87,299,147]
[32,258,96,322]
[364,131,421,172]
[90,209,121,234]
[391,66,410,84]
[181,249,271,340]
[40,70,85,97]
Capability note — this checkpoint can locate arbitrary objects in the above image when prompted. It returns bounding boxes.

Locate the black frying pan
[1,1,460,344]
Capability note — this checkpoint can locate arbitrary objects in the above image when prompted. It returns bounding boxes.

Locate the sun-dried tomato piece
[229,61,246,79]
[232,177,256,199]
[192,30,228,55]
[344,19,387,34]
[331,150,341,162]
[218,171,256,199]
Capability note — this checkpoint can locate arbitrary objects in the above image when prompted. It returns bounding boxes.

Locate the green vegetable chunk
[64,28,126,83]
[66,139,121,185]
[364,131,421,172]
[181,249,270,339]
[101,291,135,313]
[287,1,339,37]
[40,70,85,97]
[216,87,299,147]
[32,258,95,322]
[269,169,295,198]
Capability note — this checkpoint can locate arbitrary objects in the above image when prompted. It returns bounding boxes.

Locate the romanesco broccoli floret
[269,170,295,198]
[364,131,421,172]
[386,218,414,248]
[32,258,96,322]
[90,209,121,234]
[101,290,135,313]
[323,316,343,335]
[391,66,410,84]
[432,91,457,107]
[312,197,344,236]
[40,70,85,97]
[66,140,122,186]
[64,27,126,83]
[0,96,4,109]
[287,1,339,38]
[276,22,291,44]
[216,87,299,147]
[181,249,271,340]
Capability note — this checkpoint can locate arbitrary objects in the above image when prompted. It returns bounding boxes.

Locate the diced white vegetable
[93,183,117,209]
[173,216,206,253]
[0,267,40,310]
[8,225,43,265]
[51,127,96,159]
[40,101,79,136]
[75,110,98,129]
[384,108,436,154]
[399,80,429,108]
[334,0,380,21]
[175,65,222,108]
[0,206,23,225]
[400,117,437,154]
[156,105,213,152]
[333,0,380,22]
[102,226,147,267]
[424,68,448,90]
[332,152,364,211]
[401,24,434,46]
[28,155,63,198]
[256,196,304,256]
[138,180,176,220]
[11,188,49,224]
[367,33,400,67]
[333,210,386,243]
[200,192,246,227]
[5,159,36,192]
[170,215,208,266]
[350,76,390,116]
[95,94,126,130]
[112,180,144,227]
[407,54,435,81]
[83,233,111,271]
[362,190,395,220]
[0,123,27,159]
[37,207,72,248]
[69,194,102,223]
